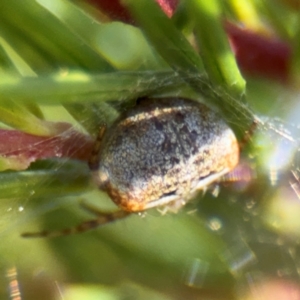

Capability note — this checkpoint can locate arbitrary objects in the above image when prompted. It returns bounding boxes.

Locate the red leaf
[88,0,133,23]
[87,0,178,24]
[0,126,94,170]
[156,0,179,17]
[225,22,292,83]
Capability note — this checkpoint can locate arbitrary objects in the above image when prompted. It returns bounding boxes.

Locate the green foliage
[0,0,299,299]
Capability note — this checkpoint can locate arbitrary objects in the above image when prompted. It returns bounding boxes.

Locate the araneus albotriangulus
[22,97,243,238]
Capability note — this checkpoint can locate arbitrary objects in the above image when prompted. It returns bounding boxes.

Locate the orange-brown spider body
[23,97,239,238]
[92,97,239,212]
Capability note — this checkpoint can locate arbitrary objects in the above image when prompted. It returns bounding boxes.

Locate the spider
[22,97,245,238]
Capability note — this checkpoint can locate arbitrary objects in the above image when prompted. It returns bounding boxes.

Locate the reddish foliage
[87,0,178,23]
[0,126,94,170]
[156,0,179,17]
[88,0,133,23]
[225,22,292,82]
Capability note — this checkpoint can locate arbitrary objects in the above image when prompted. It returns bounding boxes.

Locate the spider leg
[239,119,259,150]
[78,200,120,216]
[88,125,106,171]
[21,209,132,238]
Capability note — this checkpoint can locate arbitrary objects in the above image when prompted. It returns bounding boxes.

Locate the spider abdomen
[94,98,239,212]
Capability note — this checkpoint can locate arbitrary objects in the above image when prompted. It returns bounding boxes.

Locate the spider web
[0,6,299,298]
[2,92,300,298]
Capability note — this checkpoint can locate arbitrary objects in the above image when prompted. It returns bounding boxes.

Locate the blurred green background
[1,0,300,299]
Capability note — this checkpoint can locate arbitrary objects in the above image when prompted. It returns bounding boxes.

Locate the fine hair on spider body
[22,97,244,238]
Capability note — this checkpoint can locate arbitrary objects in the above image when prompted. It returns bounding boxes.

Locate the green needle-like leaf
[185,0,246,95]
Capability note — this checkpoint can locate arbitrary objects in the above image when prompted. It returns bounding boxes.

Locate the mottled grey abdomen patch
[94,98,239,212]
